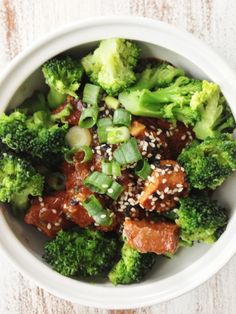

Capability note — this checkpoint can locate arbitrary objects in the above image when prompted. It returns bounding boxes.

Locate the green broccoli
[131,62,185,91]
[0,152,44,213]
[175,194,228,245]
[119,76,202,125]
[191,81,236,140]
[42,56,84,108]
[19,92,49,115]
[81,38,140,95]
[108,242,156,285]
[43,229,119,277]
[178,133,236,190]
[0,111,68,160]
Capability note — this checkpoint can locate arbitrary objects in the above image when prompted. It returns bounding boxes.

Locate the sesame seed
[151,164,155,170]
[164,187,169,193]
[52,209,57,214]
[100,214,106,218]
[47,223,52,230]
[176,184,183,188]
[174,197,179,201]
[162,178,167,184]
[181,135,186,140]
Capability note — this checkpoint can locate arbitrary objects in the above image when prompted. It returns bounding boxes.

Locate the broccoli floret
[191,81,236,140]
[81,38,140,95]
[42,56,84,108]
[0,111,68,160]
[43,229,119,277]
[178,133,236,190]
[19,92,49,115]
[0,152,44,213]
[108,242,156,285]
[119,76,202,125]
[175,194,228,245]
[131,63,185,91]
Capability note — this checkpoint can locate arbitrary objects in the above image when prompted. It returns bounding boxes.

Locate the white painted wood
[0,0,236,312]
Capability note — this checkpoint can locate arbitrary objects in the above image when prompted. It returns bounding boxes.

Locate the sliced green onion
[102,160,121,177]
[83,83,101,106]
[135,159,152,179]
[107,126,130,144]
[106,181,124,200]
[65,126,92,148]
[64,145,93,164]
[83,171,113,194]
[97,118,113,143]
[113,108,131,127]
[97,117,113,128]
[83,195,113,226]
[79,106,98,128]
[47,172,66,191]
[104,95,120,109]
[114,138,142,165]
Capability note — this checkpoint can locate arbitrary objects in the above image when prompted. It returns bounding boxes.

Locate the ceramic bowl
[0,17,236,309]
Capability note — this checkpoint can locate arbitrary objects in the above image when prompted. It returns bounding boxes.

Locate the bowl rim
[0,16,236,309]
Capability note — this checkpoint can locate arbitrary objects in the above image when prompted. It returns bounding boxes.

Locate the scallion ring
[83,83,101,106]
[83,171,113,194]
[64,145,93,164]
[79,106,99,128]
[114,138,142,165]
[135,159,152,179]
[107,126,130,144]
[113,108,131,127]
[106,181,124,200]
[83,195,113,226]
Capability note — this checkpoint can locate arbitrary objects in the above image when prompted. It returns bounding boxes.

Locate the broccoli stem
[47,86,67,109]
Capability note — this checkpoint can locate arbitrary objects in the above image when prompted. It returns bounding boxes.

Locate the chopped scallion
[83,83,101,106]
[107,126,130,144]
[135,159,152,179]
[83,171,113,194]
[64,145,93,164]
[79,106,98,128]
[104,95,120,109]
[97,118,113,143]
[83,195,113,226]
[106,181,124,200]
[113,108,131,127]
[113,138,142,165]
[102,160,121,177]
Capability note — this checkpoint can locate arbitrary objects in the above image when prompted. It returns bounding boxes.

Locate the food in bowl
[0,37,235,286]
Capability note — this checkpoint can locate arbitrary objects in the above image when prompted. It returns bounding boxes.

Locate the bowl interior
[2,39,236,286]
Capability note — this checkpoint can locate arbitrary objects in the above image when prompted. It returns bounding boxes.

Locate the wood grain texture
[0,0,236,313]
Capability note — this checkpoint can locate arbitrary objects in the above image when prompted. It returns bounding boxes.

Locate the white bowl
[0,16,236,309]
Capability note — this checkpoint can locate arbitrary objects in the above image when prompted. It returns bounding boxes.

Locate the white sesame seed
[107,188,113,193]
[164,187,169,193]
[162,178,167,184]
[47,223,52,230]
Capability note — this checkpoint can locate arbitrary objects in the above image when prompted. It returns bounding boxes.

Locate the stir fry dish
[0,38,235,285]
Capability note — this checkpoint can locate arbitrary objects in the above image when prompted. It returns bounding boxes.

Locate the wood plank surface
[0,0,236,313]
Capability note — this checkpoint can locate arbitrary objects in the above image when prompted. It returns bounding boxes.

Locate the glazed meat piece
[138,160,189,212]
[52,96,82,125]
[133,119,170,160]
[123,219,180,254]
[24,191,71,237]
[165,122,194,159]
[62,186,94,227]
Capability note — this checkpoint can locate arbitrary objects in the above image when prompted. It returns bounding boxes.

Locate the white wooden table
[0,0,236,313]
